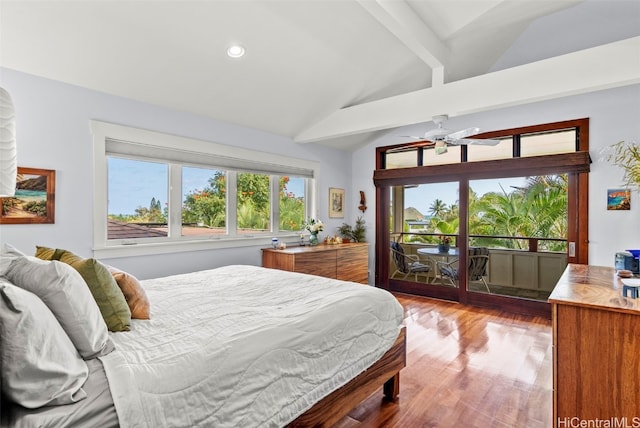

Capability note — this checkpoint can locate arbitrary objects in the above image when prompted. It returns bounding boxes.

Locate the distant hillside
[404,206,424,220]
[17,175,47,192]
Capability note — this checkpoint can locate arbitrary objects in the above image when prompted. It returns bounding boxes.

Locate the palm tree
[429,199,448,218]
[472,176,567,250]
[474,185,537,249]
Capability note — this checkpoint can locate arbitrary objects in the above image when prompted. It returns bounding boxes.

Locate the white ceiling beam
[357,0,450,85]
[295,36,640,143]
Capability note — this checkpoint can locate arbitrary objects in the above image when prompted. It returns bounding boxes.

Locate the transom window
[381,128,578,168]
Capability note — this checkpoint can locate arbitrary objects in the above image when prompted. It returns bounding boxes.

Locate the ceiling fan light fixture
[226,44,245,58]
[435,140,448,155]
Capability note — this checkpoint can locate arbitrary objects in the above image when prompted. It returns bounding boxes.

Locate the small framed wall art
[328,187,345,218]
[0,167,56,224]
[607,188,630,211]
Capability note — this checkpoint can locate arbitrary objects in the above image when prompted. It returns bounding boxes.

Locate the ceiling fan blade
[446,127,482,140]
[448,138,501,146]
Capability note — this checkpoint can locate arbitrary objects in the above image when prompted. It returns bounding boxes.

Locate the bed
[1,252,405,428]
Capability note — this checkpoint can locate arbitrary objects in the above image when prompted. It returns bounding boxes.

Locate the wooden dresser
[549,264,640,427]
[261,243,369,284]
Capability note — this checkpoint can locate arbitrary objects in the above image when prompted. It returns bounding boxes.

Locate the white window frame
[91,121,319,258]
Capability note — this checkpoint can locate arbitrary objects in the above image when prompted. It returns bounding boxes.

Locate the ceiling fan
[403,114,501,154]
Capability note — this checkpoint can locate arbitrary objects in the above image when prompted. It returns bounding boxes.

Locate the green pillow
[55,250,131,332]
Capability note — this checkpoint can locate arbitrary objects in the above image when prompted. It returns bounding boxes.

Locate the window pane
[389,182,459,285]
[403,182,459,244]
[468,175,568,300]
[181,166,227,237]
[385,149,418,169]
[521,130,576,157]
[422,145,461,165]
[107,157,168,239]
[467,138,513,162]
[279,176,305,231]
[237,172,270,234]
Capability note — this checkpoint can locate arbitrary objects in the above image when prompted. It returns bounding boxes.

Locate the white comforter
[100,265,404,428]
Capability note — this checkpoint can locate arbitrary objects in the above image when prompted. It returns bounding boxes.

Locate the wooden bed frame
[288,325,407,427]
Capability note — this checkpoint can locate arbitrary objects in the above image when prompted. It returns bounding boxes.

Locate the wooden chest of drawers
[549,264,640,426]
[261,243,369,284]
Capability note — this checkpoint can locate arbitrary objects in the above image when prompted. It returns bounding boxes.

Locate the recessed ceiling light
[227,45,245,58]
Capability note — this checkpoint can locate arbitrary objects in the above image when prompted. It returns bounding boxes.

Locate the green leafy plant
[337,216,366,242]
[606,140,640,191]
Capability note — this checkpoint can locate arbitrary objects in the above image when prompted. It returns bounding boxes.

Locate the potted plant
[437,235,451,253]
[337,217,367,243]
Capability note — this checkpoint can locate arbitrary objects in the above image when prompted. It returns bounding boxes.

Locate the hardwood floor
[335,293,553,428]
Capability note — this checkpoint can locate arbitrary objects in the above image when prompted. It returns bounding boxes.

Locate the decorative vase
[438,243,450,253]
[309,232,319,246]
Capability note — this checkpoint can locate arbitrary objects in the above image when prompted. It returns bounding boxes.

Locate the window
[236,172,270,234]
[466,138,512,162]
[422,145,461,165]
[107,158,168,239]
[92,121,319,257]
[520,129,576,157]
[279,176,306,231]
[181,166,226,237]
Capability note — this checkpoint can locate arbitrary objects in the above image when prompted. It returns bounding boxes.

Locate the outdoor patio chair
[436,247,490,292]
[390,241,432,281]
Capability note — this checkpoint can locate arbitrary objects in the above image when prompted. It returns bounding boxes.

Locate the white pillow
[5,256,114,359]
[0,243,25,276]
[0,278,89,408]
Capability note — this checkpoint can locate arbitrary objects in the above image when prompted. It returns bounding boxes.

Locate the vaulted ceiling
[1,0,639,151]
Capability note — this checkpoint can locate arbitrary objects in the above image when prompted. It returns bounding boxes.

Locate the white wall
[2,68,638,282]
[0,68,352,279]
[353,84,640,270]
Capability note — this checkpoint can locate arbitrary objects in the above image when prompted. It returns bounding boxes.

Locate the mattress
[101,265,404,428]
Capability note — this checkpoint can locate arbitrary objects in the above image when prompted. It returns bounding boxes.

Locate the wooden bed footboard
[288,325,407,427]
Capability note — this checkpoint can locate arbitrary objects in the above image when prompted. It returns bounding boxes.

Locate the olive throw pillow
[53,249,131,332]
[34,245,56,261]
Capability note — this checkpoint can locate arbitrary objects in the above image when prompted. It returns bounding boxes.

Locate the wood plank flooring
[335,292,553,428]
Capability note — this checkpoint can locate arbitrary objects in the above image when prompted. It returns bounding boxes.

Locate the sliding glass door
[375,119,590,317]
[389,182,459,293]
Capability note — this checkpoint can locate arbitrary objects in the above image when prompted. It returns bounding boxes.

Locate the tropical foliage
[605,140,640,191]
[402,175,568,252]
[109,173,305,232]
[109,197,166,224]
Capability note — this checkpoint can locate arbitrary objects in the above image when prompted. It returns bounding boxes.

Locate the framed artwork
[607,188,630,211]
[0,167,56,224]
[329,187,345,218]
